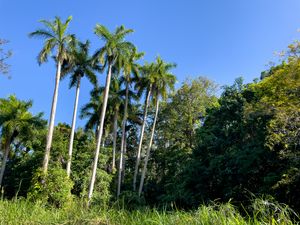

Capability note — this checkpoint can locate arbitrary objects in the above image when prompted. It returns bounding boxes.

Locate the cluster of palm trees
[28,16,176,203]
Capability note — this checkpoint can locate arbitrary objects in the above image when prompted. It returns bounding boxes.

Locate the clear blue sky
[1,0,300,127]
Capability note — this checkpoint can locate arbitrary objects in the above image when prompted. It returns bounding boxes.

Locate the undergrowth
[0,198,298,225]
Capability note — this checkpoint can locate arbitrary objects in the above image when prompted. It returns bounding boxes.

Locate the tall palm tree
[80,86,104,133]
[108,77,128,171]
[29,16,76,173]
[121,102,143,184]
[117,48,144,197]
[61,40,99,177]
[80,77,123,171]
[0,95,45,187]
[132,63,155,191]
[138,57,176,196]
[88,24,134,204]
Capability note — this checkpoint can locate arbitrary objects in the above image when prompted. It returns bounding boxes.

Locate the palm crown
[152,56,177,100]
[29,16,76,64]
[122,48,144,81]
[136,57,176,101]
[61,40,100,88]
[94,24,135,67]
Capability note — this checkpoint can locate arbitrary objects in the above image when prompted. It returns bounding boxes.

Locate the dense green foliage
[28,167,73,208]
[0,17,299,223]
[181,59,299,210]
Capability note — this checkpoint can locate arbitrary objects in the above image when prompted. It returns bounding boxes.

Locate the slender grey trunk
[0,139,11,187]
[66,77,81,177]
[43,60,62,173]
[121,136,127,184]
[138,98,160,196]
[112,110,118,171]
[133,88,151,191]
[95,125,99,140]
[103,129,109,148]
[117,81,129,197]
[88,64,113,204]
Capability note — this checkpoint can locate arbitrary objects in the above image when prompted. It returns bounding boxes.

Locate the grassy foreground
[0,199,298,225]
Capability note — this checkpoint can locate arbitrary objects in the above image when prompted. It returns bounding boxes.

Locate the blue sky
[1,0,300,127]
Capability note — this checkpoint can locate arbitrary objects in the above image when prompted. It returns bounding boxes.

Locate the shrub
[117,191,146,210]
[28,167,73,208]
[81,168,112,208]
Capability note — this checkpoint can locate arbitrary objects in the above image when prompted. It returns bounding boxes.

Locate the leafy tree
[146,77,218,205]
[50,123,71,166]
[0,95,45,187]
[246,57,300,210]
[182,58,299,210]
[0,39,12,76]
[29,16,76,173]
[2,127,46,198]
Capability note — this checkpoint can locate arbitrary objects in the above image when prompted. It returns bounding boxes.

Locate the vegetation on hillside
[0,16,299,224]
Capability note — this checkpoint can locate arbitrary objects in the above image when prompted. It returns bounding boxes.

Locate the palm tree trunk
[121,136,127,184]
[88,64,113,205]
[138,98,160,196]
[112,109,118,171]
[0,139,11,187]
[117,81,129,197]
[43,60,62,173]
[133,88,151,191]
[66,77,81,177]
[95,125,99,140]
[102,132,105,148]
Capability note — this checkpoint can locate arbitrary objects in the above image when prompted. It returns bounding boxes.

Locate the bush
[81,168,112,208]
[28,167,73,208]
[117,191,146,210]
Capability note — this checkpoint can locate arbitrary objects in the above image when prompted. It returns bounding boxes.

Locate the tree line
[0,16,299,212]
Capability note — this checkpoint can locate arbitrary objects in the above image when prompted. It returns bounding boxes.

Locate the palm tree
[80,87,104,133]
[117,48,144,197]
[61,40,99,177]
[132,63,155,191]
[121,102,143,185]
[108,77,125,171]
[80,77,123,171]
[138,57,176,196]
[0,95,45,187]
[88,24,134,204]
[29,16,76,173]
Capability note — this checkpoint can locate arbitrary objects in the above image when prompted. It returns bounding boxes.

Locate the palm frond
[115,26,134,40]
[29,29,55,39]
[37,38,56,65]
[63,15,73,33]
[39,19,56,33]
[93,47,106,65]
[94,24,112,41]
[85,69,98,86]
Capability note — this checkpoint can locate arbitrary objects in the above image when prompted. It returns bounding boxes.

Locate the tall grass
[0,198,298,225]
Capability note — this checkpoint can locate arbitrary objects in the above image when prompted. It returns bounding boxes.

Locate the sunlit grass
[0,198,298,225]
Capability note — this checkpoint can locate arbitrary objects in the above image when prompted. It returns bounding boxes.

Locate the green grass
[0,199,298,225]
